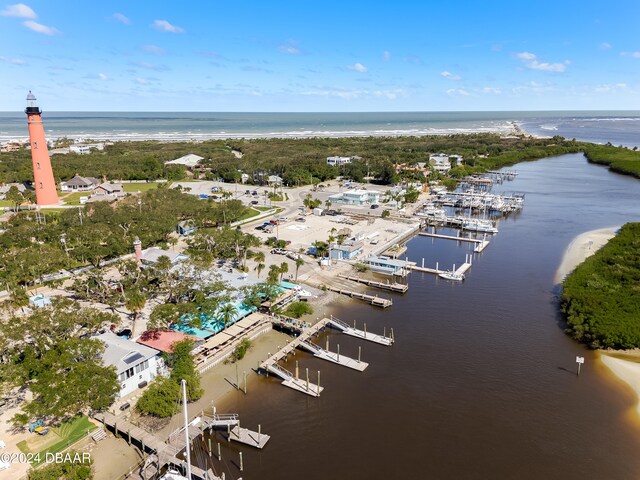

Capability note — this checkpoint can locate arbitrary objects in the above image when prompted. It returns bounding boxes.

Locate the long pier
[325,285,393,307]
[259,316,393,396]
[338,274,408,293]
[417,231,490,253]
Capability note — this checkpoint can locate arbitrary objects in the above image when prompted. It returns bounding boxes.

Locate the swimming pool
[171,300,256,338]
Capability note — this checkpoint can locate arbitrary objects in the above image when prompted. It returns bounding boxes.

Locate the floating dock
[410,254,474,277]
[299,339,368,371]
[417,231,490,253]
[338,274,408,293]
[326,285,393,307]
[223,425,270,449]
[258,316,392,396]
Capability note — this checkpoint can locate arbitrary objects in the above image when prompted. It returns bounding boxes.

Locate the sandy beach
[553,226,619,284]
[600,352,640,417]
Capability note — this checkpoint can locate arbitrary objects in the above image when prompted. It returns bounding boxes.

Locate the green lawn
[0,199,12,208]
[122,182,163,193]
[59,192,89,205]
[17,415,97,465]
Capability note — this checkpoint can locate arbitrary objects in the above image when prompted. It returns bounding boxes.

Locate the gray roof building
[95,332,159,374]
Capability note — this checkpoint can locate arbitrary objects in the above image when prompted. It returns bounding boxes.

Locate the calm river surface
[205,154,640,479]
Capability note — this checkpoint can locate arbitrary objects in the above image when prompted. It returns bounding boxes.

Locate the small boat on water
[438,270,465,281]
[462,218,498,234]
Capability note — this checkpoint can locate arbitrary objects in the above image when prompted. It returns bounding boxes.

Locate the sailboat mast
[181,379,192,479]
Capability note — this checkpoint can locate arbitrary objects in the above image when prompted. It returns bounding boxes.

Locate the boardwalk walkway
[338,274,408,293]
[325,285,393,307]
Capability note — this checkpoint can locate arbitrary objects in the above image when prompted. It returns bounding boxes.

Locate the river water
[201,154,640,479]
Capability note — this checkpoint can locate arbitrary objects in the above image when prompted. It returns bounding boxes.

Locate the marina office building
[329,189,380,206]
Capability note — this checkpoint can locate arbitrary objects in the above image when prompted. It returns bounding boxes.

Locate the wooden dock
[326,285,393,307]
[93,411,219,480]
[418,231,490,253]
[224,425,270,449]
[258,316,392,396]
[338,274,408,293]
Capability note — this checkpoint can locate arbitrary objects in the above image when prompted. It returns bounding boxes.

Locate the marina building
[326,156,360,166]
[328,189,380,206]
[365,255,415,276]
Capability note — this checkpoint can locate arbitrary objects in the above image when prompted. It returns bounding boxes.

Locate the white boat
[462,218,498,234]
[438,271,465,281]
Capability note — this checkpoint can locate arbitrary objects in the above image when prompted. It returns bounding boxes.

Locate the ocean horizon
[1,110,639,147]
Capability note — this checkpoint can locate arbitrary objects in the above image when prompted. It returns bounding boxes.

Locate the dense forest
[561,223,640,349]
[0,134,591,184]
[0,188,248,288]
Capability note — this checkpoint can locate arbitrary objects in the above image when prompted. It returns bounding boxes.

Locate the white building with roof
[165,154,205,168]
[328,189,380,206]
[327,156,359,166]
[141,247,188,266]
[95,332,161,397]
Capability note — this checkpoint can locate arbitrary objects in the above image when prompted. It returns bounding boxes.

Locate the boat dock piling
[325,285,393,307]
[338,274,408,293]
[328,315,394,346]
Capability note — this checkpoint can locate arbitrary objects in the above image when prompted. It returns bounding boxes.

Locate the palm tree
[219,302,238,329]
[267,264,281,284]
[279,262,289,281]
[294,257,305,281]
[255,262,265,278]
[125,288,147,336]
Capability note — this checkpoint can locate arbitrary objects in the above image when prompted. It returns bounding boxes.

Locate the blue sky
[1,0,639,111]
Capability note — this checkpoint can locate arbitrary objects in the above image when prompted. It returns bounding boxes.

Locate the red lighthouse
[25,91,59,206]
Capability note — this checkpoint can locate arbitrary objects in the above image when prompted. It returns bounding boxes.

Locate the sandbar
[554,226,619,284]
[600,352,640,417]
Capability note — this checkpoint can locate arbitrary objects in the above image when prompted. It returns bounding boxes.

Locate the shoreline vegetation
[554,223,640,418]
[1,132,640,188]
[560,223,640,349]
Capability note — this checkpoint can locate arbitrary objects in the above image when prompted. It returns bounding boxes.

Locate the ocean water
[0,111,639,147]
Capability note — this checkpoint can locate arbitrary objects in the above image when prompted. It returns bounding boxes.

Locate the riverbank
[553,226,619,284]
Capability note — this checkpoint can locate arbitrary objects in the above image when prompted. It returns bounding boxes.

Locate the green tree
[294,257,305,281]
[5,185,24,212]
[284,301,314,318]
[219,302,238,329]
[279,261,289,281]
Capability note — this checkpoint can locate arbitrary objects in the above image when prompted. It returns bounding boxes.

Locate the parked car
[245,190,251,195]
[251,200,259,205]
[295,217,306,222]
[252,191,258,195]
[370,204,380,209]
[286,252,301,260]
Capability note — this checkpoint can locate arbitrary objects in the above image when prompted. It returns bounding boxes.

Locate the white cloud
[516,52,536,61]
[621,51,640,59]
[382,50,391,62]
[0,3,36,18]
[0,56,27,65]
[594,83,628,93]
[143,44,165,55]
[23,20,61,35]
[134,61,169,71]
[482,87,501,94]
[446,88,471,97]
[301,87,405,100]
[135,77,150,85]
[98,73,108,81]
[600,42,612,50]
[440,71,461,81]
[112,13,130,25]
[278,41,301,54]
[151,19,184,33]
[515,51,568,72]
[348,63,368,73]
